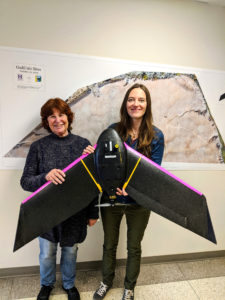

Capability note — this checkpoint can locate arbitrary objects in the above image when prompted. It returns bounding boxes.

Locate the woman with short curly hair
[21,98,98,300]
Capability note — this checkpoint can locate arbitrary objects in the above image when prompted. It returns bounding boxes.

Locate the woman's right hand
[82,145,95,155]
[45,169,66,185]
[116,187,128,196]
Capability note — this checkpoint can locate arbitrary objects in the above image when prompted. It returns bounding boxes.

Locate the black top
[20,132,98,246]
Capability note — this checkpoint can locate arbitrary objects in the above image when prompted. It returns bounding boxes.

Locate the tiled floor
[0,257,225,300]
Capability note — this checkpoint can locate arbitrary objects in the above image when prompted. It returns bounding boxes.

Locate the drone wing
[14,153,100,251]
[124,143,216,244]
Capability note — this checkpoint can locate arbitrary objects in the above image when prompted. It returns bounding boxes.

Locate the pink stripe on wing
[22,145,97,204]
[124,143,202,196]
[22,181,51,204]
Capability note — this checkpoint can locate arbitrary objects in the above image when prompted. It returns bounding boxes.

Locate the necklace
[131,128,139,140]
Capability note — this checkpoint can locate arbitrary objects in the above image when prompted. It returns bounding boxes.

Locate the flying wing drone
[14,128,216,251]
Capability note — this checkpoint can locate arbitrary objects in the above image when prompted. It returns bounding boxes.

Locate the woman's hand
[88,219,98,226]
[116,187,128,196]
[45,169,66,185]
[82,145,95,155]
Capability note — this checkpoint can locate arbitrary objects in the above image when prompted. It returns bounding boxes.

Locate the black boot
[37,285,53,300]
[62,286,80,300]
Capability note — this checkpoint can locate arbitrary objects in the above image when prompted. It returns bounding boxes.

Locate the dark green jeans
[101,205,150,289]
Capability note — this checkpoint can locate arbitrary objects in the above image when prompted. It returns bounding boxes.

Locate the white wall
[0,0,225,70]
[0,0,225,269]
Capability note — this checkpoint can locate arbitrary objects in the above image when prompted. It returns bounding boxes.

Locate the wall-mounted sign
[15,64,44,90]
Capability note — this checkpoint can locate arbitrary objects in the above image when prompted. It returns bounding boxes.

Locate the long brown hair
[41,98,74,132]
[116,83,154,157]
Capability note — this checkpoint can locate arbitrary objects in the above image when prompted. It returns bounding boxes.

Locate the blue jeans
[39,237,78,289]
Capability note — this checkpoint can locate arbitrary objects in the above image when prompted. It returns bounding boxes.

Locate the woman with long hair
[83,83,164,300]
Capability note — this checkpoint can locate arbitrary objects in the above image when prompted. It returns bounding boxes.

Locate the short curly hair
[41,98,74,132]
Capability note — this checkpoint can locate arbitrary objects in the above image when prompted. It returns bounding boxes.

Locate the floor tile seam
[175,261,188,281]
[186,280,201,300]
[187,274,225,282]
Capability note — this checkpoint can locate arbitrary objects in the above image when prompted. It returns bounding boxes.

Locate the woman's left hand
[82,145,95,155]
[88,219,98,226]
[116,188,128,196]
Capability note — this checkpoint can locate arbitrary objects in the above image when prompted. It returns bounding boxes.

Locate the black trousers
[101,204,150,289]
